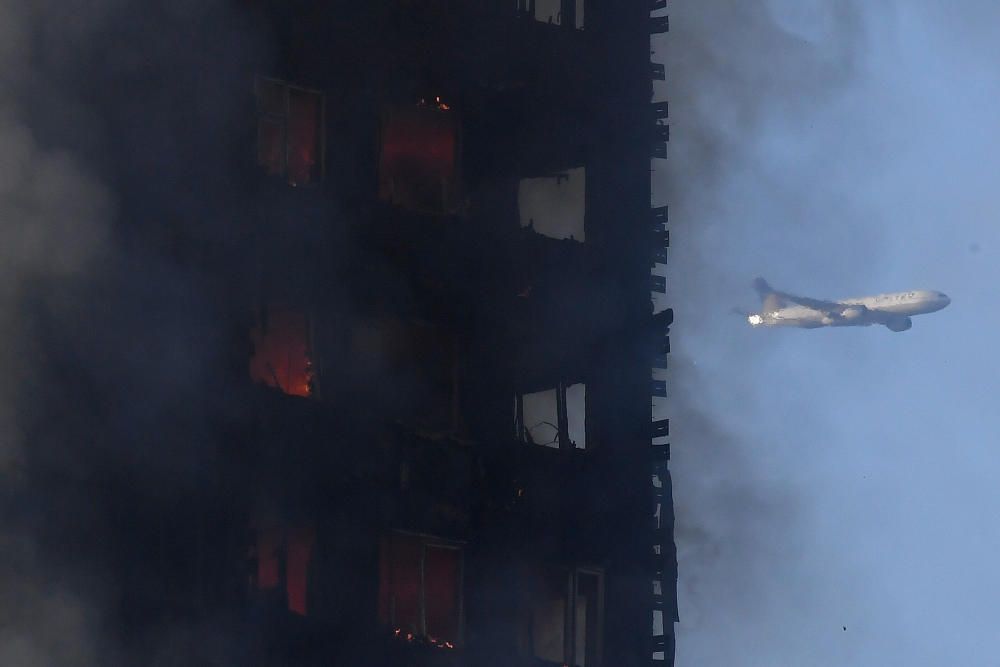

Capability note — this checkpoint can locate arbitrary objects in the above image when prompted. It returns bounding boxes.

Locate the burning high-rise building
[65,1,677,664]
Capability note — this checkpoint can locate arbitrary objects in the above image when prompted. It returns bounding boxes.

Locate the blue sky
[656,2,1000,664]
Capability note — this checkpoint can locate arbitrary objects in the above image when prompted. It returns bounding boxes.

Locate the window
[256,77,324,186]
[378,532,463,647]
[514,382,587,449]
[519,388,559,448]
[249,304,313,397]
[525,566,604,666]
[533,0,561,24]
[253,522,317,616]
[565,382,586,448]
[518,167,586,241]
[517,0,584,29]
[378,102,461,214]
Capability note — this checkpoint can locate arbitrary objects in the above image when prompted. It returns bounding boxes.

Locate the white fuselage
[749,290,951,329]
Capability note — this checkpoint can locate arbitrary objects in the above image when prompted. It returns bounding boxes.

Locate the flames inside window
[378,532,462,646]
[518,167,586,241]
[256,78,324,186]
[378,104,460,214]
[249,305,313,397]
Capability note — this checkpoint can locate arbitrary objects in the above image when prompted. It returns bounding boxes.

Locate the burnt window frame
[376,101,463,215]
[517,166,588,242]
[255,76,326,186]
[514,380,591,450]
[379,530,466,646]
[527,564,605,666]
[515,0,585,29]
[250,520,318,617]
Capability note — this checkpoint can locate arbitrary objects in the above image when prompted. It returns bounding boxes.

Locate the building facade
[127,1,676,664]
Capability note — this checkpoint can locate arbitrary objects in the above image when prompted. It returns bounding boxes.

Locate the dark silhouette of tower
[73,1,677,665]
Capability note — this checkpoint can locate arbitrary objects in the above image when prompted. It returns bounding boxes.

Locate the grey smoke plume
[0,4,116,664]
[0,41,105,667]
[654,0,878,663]
[0,1,264,664]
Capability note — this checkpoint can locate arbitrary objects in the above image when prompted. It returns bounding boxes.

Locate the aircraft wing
[776,292,849,314]
[753,278,866,319]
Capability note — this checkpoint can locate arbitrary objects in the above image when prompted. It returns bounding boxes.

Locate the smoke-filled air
[1,1,262,664]
[659,2,1000,665]
[3,0,999,665]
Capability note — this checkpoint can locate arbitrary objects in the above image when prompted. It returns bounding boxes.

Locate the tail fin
[752,277,785,311]
[753,277,773,297]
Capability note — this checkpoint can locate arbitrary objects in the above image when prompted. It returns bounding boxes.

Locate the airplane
[737,278,950,332]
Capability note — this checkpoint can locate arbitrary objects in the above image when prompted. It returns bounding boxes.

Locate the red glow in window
[378,533,463,645]
[254,523,316,616]
[256,526,282,590]
[379,533,423,634]
[378,105,460,213]
[286,525,316,616]
[257,117,285,175]
[424,546,460,640]
[249,305,312,397]
[287,89,320,186]
[256,78,323,185]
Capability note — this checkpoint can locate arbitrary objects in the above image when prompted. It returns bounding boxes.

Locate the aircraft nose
[939,292,951,306]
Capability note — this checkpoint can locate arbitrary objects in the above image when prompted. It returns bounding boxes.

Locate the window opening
[378,532,463,648]
[378,102,461,214]
[515,382,588,449]
[566,382,586,449]
[518,167,586,241]
[534,0,561,24]
[249,304,313,398]
[574,569,603,666]
[520,388,559,448]
[256,77,324,186]
[527,566,604,666]
[517,0,584,29]
[285,526,316,616]
[252,522,316,616]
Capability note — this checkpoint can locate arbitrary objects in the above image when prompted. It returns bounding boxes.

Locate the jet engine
[839,305,867,321]
[885,316,912,332]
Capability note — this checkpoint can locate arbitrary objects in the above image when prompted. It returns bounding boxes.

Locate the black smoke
[1,1,268,663]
